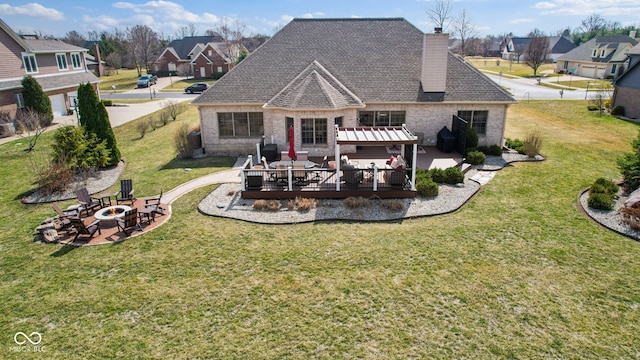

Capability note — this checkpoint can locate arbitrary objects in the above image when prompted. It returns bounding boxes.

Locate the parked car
[185,83,209,94]
[137,75,157,88]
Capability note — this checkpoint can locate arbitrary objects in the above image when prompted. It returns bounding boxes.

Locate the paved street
[483,71,611,101]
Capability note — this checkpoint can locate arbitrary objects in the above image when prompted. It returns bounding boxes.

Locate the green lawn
[1,101,640,358]
[160,78,216,92]
[466,57,557,77]
[98,69,145,93]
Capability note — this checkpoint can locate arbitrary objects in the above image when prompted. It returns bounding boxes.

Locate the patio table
[268,160,317,169]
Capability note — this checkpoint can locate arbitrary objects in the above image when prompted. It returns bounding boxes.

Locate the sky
[0,0,638,40]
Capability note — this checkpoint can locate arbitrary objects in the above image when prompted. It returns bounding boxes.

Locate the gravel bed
[579,190,640,240]
[199,180,481,224]
[199,152,549,224]
[22,160,125,204]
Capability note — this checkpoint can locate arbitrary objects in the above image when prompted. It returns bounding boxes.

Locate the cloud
[536,0,640,16]
[534,2,557,9]
[509,18,535,24]
[300,12,325,19]
[112,1,219,23]
[0,3,64,20]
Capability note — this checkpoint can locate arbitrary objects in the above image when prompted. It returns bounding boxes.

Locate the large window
[358,111,405,126]
[301,118,327,145]
[218,112,264,137]
[71,53,82,69]
[22,54,38,74]
[458,110,488,135]
[56,53,68,71]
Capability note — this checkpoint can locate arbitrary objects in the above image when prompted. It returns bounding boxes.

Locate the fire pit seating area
[36,184,168,245]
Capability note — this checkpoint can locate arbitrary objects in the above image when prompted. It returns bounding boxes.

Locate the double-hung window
[22,53,38,74]
[301,118,327,145]
[56,53,68,71]
[457,110,488,135]
[218,112,264,137]
[70,53,82,69]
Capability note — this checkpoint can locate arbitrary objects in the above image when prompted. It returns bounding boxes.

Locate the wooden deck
[242,146,463,199]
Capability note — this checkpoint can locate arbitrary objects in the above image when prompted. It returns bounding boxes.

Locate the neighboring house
[192,18,515,158]
[154,35,239,79]
[501,36,576,62]
[0,18,100,118]
[612,43,640,119]
[556,34,638,79]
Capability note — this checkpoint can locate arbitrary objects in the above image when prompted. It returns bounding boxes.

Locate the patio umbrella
[288,126,297,161]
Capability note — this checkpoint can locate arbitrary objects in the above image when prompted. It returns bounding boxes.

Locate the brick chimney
[92,43,103,76]
[421,29,449,93]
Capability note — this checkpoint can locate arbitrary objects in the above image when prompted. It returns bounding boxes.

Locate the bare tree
[176,63,192,79]
[126,25,160,76]
[104,52,122,74]
[513,42,526,63]
[216,17,246,64]
[204,29,219,37]
[579,14,607,34]
[590,83,614,116]
[63,30,86,47]
[426,0,453,31]
[175,23,198,39]
[524,29,550,77]
[451,9,477,57]
[14,109,48,152]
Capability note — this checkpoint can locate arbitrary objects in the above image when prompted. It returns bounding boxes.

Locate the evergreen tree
[21,75,53,126]
[77,83,121,166]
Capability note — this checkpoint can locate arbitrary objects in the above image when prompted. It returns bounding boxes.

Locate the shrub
[0,110,13,124]
[416,178,438,197]
[381,200,405,211]
[101,99,113,106]
[524,130,543,158]
[21,75,53,126]
[466,127,478,150]
[466,150,486,165]
[174,123,194,159]
[36,160,74,195]
[162,99,187,121]
[589,178,618,196]
[344,197,370,209]
[587,105,599,111]
[505,138,526,154]
[253,199,281,212]
[478,144,503,156]
[51,126,110,170]
[428,167,464,184]
[288,197,318,211]
[147,116,157,131]
[611,105,625,116]
[620,206,640,230]
[588,192,614,210]
[159,109,170,126]
[136,121,148,138]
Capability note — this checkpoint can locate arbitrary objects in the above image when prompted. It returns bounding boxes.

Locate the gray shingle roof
[0,71,99,92]
[165,36,223,59]
[265,61,365,109]
[559,35,638,63]
[23,38,87,53]
[193,18,513,106]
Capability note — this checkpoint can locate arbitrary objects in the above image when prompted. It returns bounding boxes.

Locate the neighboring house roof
[193,18,513,106]
[614,59,640,88]
[559,35,638,63]
[163,35,223,60]
[510,37,530,49]
[549,36,576,54]
[0,71,99,92]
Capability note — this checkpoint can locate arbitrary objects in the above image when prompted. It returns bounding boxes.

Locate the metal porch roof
[336,126,417,145]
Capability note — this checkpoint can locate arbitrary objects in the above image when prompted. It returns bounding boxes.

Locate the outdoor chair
[115,179,136,205]
[275,164,289,185]
[310,156,328,182]
[341,163,363,185]
[75,188,101,217]
[69,217,101,243]
[293,163,308,185]
[138,190,165,224]
[51,203,79,233]
[262,156,277,182]
[117,208,143,236]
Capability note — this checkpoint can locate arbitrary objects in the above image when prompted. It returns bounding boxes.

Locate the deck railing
[241,156,413,195]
